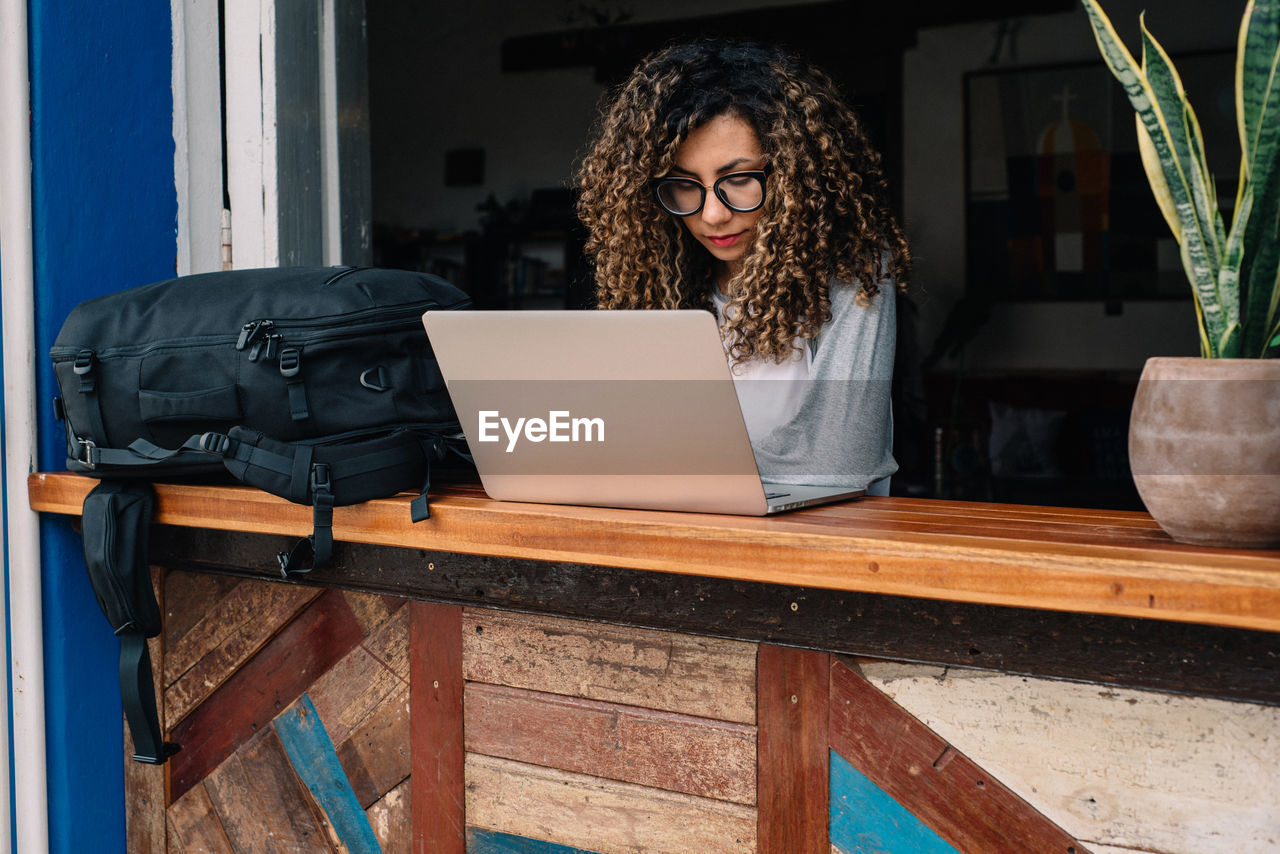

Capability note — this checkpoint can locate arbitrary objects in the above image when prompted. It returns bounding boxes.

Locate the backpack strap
[80,480,180,764]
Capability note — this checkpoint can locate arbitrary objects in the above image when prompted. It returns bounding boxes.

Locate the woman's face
[665,114,766,273]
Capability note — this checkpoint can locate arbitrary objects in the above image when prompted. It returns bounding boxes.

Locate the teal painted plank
[274,693,383,854]
[830,751,960,854]
[467,827,599,853]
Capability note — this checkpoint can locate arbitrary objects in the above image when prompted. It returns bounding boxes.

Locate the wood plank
[410,601,465,854]
[342,589,405,637]
[307,602,409,746]
[29,473,1280,633]
[367,778,411,854]
[828,658,1087,854]
[466,827,596,852]
[858,660,1280,854]
[167,588,364,802]
[168,783,234,854]
[150,527,1280,707]
[273,693,382,854]
[202,727,338,853]
[463,609,757,723]
[163,577,321,727]
[335,685,410,808]
[161,569,240,649]
[756,645,829,854]
[830,750,959,853]
[464,682,756,804]
[125,567,167,853]
[465,754,756,854]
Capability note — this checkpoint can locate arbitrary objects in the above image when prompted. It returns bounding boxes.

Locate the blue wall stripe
[28,0,176,850]
[467,827,600,854]
[830,750,960,854]
[274,693,384,854]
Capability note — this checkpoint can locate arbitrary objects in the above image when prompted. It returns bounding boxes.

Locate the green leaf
[1236,0,1280,356]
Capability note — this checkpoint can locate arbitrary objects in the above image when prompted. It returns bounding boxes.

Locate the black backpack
[51,265,472,761]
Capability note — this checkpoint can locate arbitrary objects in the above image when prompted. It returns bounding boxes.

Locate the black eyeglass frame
[651,170,769,217]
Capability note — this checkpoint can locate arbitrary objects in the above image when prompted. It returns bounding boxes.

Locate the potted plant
[1082,0,1280,547]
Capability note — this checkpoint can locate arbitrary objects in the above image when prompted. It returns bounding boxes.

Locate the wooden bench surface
[28,471,1280,633]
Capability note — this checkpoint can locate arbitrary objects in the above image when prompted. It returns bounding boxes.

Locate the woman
[575,40,909,494]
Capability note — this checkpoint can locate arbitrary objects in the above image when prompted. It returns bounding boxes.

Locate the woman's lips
[707,232,743,247]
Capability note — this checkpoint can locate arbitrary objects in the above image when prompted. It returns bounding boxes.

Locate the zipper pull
[264,332,282,361]
[236,320,262,351]
[238,320,276,359]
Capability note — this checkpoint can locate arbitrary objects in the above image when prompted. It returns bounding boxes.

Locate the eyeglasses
[652,170,767,217]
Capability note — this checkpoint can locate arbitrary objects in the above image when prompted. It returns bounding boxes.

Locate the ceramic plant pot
[1128,357,1280,549]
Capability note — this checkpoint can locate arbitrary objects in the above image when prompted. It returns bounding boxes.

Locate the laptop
[421,310,865,515]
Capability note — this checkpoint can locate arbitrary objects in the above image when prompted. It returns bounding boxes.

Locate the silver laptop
[421,309,865,515]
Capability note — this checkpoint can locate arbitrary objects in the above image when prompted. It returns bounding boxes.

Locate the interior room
[363,0,1239,509]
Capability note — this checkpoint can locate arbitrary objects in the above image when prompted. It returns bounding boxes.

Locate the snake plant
[1082,0,1280,357]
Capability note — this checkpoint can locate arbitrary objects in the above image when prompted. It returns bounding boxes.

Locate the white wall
[903,0,1240,373]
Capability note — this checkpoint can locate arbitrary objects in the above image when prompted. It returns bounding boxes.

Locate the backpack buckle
[199,432,231,456]
[310,463,332,495]
[75,438,98,469]
[72,350,95,375]
[279,347,301,378]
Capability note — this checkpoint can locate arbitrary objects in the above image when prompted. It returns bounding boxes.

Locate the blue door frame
[25,1,175,850]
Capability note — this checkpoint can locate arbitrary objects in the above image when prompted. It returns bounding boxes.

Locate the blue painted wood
[275,693,383,854]
[467,827,600,853]
[830,750,960,854]
[26,0,176,849]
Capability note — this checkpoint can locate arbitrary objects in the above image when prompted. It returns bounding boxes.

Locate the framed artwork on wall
[964,51,1234,301]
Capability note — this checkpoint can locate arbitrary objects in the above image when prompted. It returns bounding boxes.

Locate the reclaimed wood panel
[168,783,234,854]
[167,588,365,802]
[274,693,382,853]
[465,682,756,804]
[163,576,321,726]
[463,609,757,723]
[411,601,465,854]
[756,645,829,854]
[465,754,756,854]
[829,750,958,853]
[829,659,1086,854]
[202,727,337,853]
[307,599,409,746]
[858,660,1280,854]
[335,685,410,808]
[30,474,1280,632]
[367,778,411,854]
[162,569,239,647]
[466,827,597,852]
[151,527,1280,706]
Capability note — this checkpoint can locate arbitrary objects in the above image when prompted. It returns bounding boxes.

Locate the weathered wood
[756,645,829,854]
[167,588,364,802]
[28,473,1280,632]
[161,569,239,649]
[146,526,1280,707]
[367,778,411,854]
[163,576,321,727]
[828,658,1087,854]
[462,609,757,723]
[464,682,757,804]
[202,728,338,853]
[465,754,757,853]
[410,602,465,854]
[307,602,409,746]
[858,660,1280,854]
[335,686,411,809]
[273,693,383,853]
[168,783,234,854]
[466,827,596,852]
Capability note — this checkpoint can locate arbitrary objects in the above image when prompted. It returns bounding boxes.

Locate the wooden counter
[28,471,1280,633]
[27,472,1280,854]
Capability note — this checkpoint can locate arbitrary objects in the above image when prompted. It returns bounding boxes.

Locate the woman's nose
[700,192,733,226]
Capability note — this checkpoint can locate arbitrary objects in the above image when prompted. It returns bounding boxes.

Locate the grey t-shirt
[747,278,897,491]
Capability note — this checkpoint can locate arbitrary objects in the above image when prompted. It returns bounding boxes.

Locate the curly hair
[576,40,911,364]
